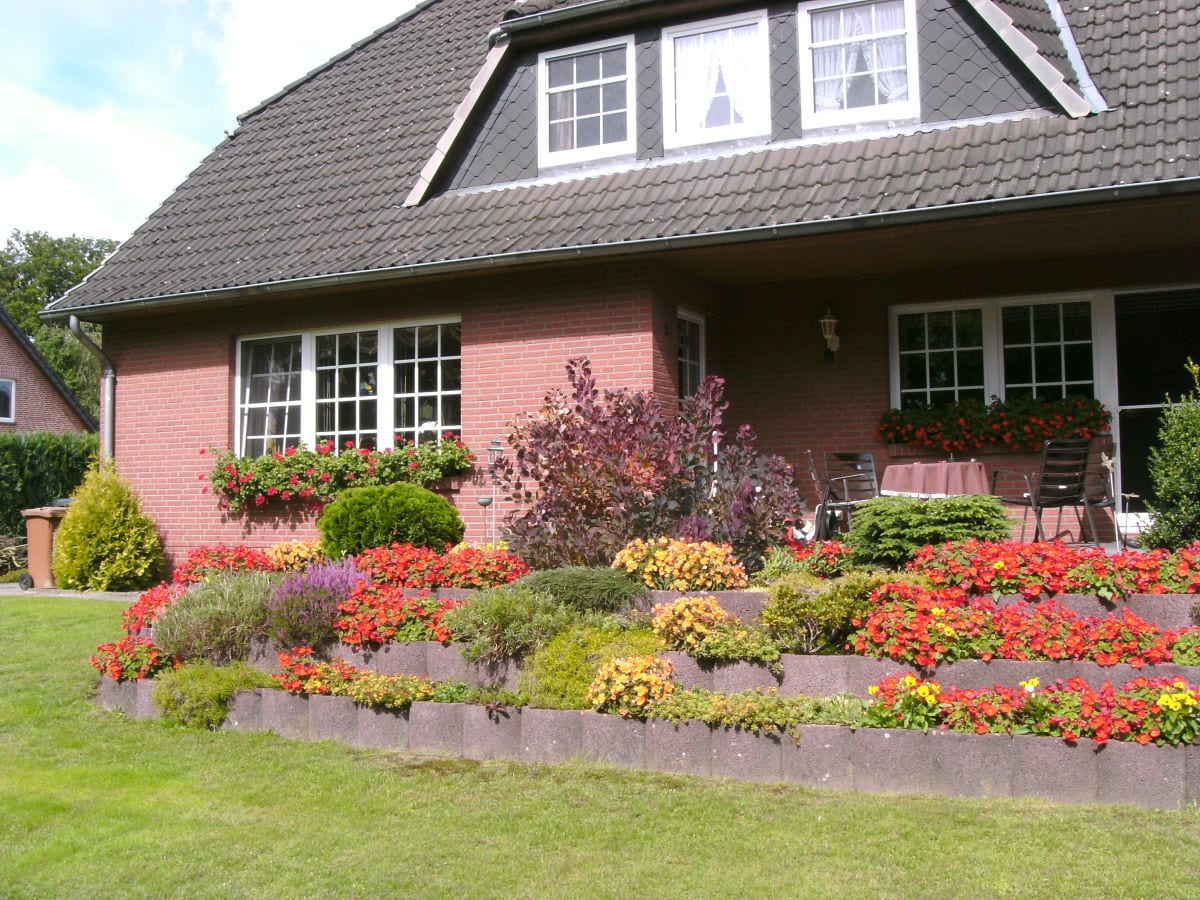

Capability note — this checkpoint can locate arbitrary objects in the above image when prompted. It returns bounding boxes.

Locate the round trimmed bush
[51,464,164,591]
[316,482,464,557]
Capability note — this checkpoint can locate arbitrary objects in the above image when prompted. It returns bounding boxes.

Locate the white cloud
[204,0,411,118]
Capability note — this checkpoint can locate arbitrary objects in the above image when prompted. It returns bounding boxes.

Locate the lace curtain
[811,1,908,112]
[673,23,765,133]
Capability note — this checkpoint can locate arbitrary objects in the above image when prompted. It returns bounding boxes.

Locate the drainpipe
[68,315,114,464]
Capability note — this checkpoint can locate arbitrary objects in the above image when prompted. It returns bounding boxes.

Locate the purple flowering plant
[265,558,364,649]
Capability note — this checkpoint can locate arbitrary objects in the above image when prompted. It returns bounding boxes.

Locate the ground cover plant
[13,597,1200,897]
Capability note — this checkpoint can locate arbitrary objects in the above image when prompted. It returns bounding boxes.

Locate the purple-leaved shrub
[496,357,802,571]
[265,558,362,649]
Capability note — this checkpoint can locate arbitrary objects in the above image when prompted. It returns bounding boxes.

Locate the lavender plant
[265,558,362,649]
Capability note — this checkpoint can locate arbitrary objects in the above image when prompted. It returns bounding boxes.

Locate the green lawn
[2,597,1198,899]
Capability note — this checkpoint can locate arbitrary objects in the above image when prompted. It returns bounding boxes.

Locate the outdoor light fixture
[482,437,504,546]
[819,307,840,360]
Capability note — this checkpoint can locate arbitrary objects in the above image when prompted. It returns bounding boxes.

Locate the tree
[0,230,117,419]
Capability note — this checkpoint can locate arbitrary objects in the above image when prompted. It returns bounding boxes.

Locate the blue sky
[0,1,411,243]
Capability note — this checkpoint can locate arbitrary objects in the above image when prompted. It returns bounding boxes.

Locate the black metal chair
[991,438,1100,544]
[814,452,879,540]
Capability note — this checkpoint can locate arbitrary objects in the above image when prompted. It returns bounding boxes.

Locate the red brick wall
[0,328,92,434]
[104,262,671,567]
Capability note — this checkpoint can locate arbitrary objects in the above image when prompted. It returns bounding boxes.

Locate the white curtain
[811,10,844,112]
[674,23,766,132]
[874,2,908,102]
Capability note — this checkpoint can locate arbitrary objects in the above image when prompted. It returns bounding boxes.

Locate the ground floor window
[0,379,13,422]
[890,296,1098,408]
[678,311,705,397]
[237,319,461,456]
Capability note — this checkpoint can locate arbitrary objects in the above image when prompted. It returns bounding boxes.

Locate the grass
[2,597,1199,899]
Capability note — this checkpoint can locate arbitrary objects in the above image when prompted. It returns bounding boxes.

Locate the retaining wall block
[366,642,429,677]
[712,661,780,695]
[462,704,522,761]
[645,719,712,776]
[99,677,137,715]
[520,707,584,764]
[1094,739,1190,810]
[223,689,263,731]
[781,724,855,790]
[780,654,849,697]
[645,590,768,622]
[425,644,471,684]
[846,656,916,697]
[465,658,521,691]
[661,652,712,691]
[580,712,646,769]
[711,727,782,782]
[355,705,409,750]
[926,729,1014,798]
[245,636,279,674]
[409,701,465,755]
[135,679,161,720]
[260,690,310,740]
[1011,734,1099,805]
[1127,594,1199,631]
[850,728,932,795]
[308,694,359,744]
[1186,747,1200,807]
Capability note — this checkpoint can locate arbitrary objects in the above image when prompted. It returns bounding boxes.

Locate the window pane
[576,85,601,116]
[900,353,926,390]
[396,397,415,429]
[955,308,982,346]
[1063,302,1091,340]
[550,121,573,152]
[317,335,336,366]
[318,370,335,399]
[548,57,573,88]
[360,399,377,431]
[1002,305,1030,344]
[442,359,461,392]
[1004,346,1032,386]
[442,323,461,357]
[576,50,600,82]
[441,395,462,429]
[603,113,627,144]
[338,401,356,432]
[957,349,983,387]
[337,370,355,399]
[929,389,956,407]
[926,312,953,349]
[897,314,924,351]
[1065,343,1093,382]
[417,327,438,358]
[576,115,602,147]
[317,403,334,434]
[394,328,416,361]
[417,361,439,391]
[1033,304,1061,342]
[928,351,954,388]
[0,382,10,419]
[396,362,416,394]
[360,331,378,363]
[601,47,626,77]
[1034,345,1063,383]
[602,81,626,112]
[338,332,358,363]
[548,91,573,121]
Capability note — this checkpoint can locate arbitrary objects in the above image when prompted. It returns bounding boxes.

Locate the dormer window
[538,37,636,168]
[798,0,919,129]
[662,11,771,149]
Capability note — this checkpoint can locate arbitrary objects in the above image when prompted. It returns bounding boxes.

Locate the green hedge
[0,431,97,535]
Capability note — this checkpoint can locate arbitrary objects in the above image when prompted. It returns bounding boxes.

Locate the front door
[1114,289,1200,514]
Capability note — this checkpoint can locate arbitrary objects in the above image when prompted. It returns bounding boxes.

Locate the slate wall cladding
[442,0,1050,192]
[99,680,1200,809]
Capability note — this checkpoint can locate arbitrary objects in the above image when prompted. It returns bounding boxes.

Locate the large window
[538,37,636,167]
[891,299,1098,408]
[237,320,461,457]
[0,379,13,423]
[798,0,919,129]
[662,11,771,149]
[678,312,705,397]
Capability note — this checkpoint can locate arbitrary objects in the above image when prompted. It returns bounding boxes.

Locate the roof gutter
[68,315,114,464]
[489,0,658,45]
[44,176,1200,323]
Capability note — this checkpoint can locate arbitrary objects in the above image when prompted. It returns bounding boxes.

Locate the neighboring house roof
[0,307,98,431]
[46,0,1200,319]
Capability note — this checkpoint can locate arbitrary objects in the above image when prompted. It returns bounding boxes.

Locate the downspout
[68,315,114,464]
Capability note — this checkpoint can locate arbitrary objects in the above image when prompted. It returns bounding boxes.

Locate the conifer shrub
[522,622,660,709]
[51,464,164,591]
[152,570,277,664]
[1143,360,1200,549]
[317,482,464,558]
[845,494,1010,570]
[515,566,649,614]
[152,661,274,730]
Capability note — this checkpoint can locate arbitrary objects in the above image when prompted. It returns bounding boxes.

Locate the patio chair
[991,438,1100,545]
[814,451,880,540]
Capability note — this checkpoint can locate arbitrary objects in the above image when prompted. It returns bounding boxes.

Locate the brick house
[43,0,1199,565]
[0,307,96,435]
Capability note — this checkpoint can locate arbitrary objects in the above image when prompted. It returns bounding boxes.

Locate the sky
[0,1,417,244]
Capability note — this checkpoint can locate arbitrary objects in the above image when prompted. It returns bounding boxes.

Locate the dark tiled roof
[504,0,594,18]
[991,0,1077,88]
[49,0,1200,316]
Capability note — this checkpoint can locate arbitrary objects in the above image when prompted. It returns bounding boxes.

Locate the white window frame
[662,10,772,150]
[888,293,1116,415]
[678,310,706,397]
[0,379,13,423]
[234,317,461,457]
[538,35,637,168]
[797,0,920,130]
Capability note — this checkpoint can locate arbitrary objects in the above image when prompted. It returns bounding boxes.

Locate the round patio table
[879,460,990,498]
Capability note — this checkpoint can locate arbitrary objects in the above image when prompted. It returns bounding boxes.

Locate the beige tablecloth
[880,460,990,498]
